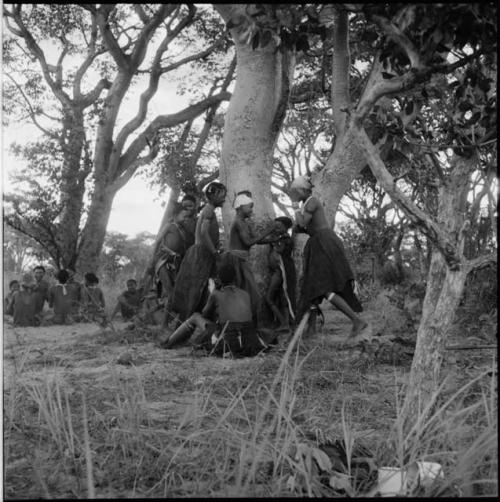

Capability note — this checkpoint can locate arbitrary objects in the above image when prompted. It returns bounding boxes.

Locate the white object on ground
[415,461,444,488]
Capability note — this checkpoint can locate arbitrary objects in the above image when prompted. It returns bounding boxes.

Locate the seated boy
[161,263,275,357]
[4,280,20,316]
[46,269,74,325]
[81,272,107,325]
[11,273,39,327]
[111,279,142,321]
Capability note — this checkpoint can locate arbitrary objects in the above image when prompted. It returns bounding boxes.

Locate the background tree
[341,3,497,417]
[99,230,155,283]
[2,227,50,275]
[226,3,497,415]
[3,3,231,272]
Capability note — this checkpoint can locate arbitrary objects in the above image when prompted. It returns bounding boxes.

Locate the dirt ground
[2,296,497,498]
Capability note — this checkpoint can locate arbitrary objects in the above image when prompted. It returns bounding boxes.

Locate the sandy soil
[2,298,496,498]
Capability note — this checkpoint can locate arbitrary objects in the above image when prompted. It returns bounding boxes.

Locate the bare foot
[350,320,369,338]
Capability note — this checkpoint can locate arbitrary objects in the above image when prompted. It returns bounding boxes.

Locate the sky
[2,119,170,239]
[1,55,196,238]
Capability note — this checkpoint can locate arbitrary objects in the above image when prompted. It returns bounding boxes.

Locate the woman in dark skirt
[289,175,368,338]
[168,182,227,324]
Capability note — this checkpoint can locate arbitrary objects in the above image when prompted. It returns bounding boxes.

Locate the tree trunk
[215,4,295,292]
[313,7,367,228]
[76,182,116,274]
[402,153,475,420]
[402,251,467,416]
[314,127,367,227]
[56,108,88,269]
[157,186,180,237]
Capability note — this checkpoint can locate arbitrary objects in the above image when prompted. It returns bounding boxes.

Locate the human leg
[326,292,368,336]
[265,271,287,327]
[162,312,208,349]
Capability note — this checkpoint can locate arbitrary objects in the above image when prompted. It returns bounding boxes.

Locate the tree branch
[355,50,484,124]
[6,4,73,107]
[114,91,231,183]
[129,4,177,68]
[74,12,108,101]
[4,72,60,140]
[371,13,422,68]
[110,5,201,175]
[464,253,497,275]
[80,79,112,108]
[95,4,130,70]
[353,125,462,270]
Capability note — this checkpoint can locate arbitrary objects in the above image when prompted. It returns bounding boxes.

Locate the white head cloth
[234,193,253,209]
[290,175,312,191]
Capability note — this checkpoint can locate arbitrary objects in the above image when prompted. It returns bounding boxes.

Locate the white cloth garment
[234,193,253,208]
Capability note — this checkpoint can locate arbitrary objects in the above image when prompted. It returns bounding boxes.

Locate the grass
[3,297,497,498]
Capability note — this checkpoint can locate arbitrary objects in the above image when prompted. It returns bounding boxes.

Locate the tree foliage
[3,3,232,271]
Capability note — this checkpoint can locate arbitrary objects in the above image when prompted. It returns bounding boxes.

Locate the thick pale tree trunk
[314,128,367,227]
[401,153,475,420]
[76,182,116,273]
[215,5,295,294]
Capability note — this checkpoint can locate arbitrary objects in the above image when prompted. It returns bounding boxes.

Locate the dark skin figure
[228,202,278,252]
[265,222,294,328]
[163,189,226,328]
[158,209,189,290]
[196,190,226,255]
[158,209,189,323]
[163,280,256,349]
[290,186,368,336]
[181,198,197,247]
[111,280,141,320]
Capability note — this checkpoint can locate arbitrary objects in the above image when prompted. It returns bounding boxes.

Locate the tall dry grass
[4,319,497,498]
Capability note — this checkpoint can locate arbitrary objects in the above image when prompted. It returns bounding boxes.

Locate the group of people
[4,175,368,357]
[4,266,107,327]
[153,176,368,357]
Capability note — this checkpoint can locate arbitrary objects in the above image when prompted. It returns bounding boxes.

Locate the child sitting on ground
[4,280,20,317]
[161,263,275,358]
[81,272,107,325]
[11,273,39,327]
[46,269,73,325]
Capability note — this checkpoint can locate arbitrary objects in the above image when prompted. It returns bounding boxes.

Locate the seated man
[4,280,20,316]
[161,263,275,358]
[46,269,74,325]
[11,273,39,327]
[81,272,107,325]
[111,279,142,321]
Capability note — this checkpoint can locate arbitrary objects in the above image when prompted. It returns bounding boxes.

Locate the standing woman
[168,182,227,324]
[289,175,368,338]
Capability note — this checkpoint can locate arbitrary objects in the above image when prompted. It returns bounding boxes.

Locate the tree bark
[313,7,367,227]
[75,182,116,273]
[398,153,476,419]
[215,4,295,292]
[56,107,88,269]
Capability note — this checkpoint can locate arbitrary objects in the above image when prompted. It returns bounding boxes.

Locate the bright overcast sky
[1,64,195,238]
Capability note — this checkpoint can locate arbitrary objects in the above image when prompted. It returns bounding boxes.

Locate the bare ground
[2,296,497,498]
